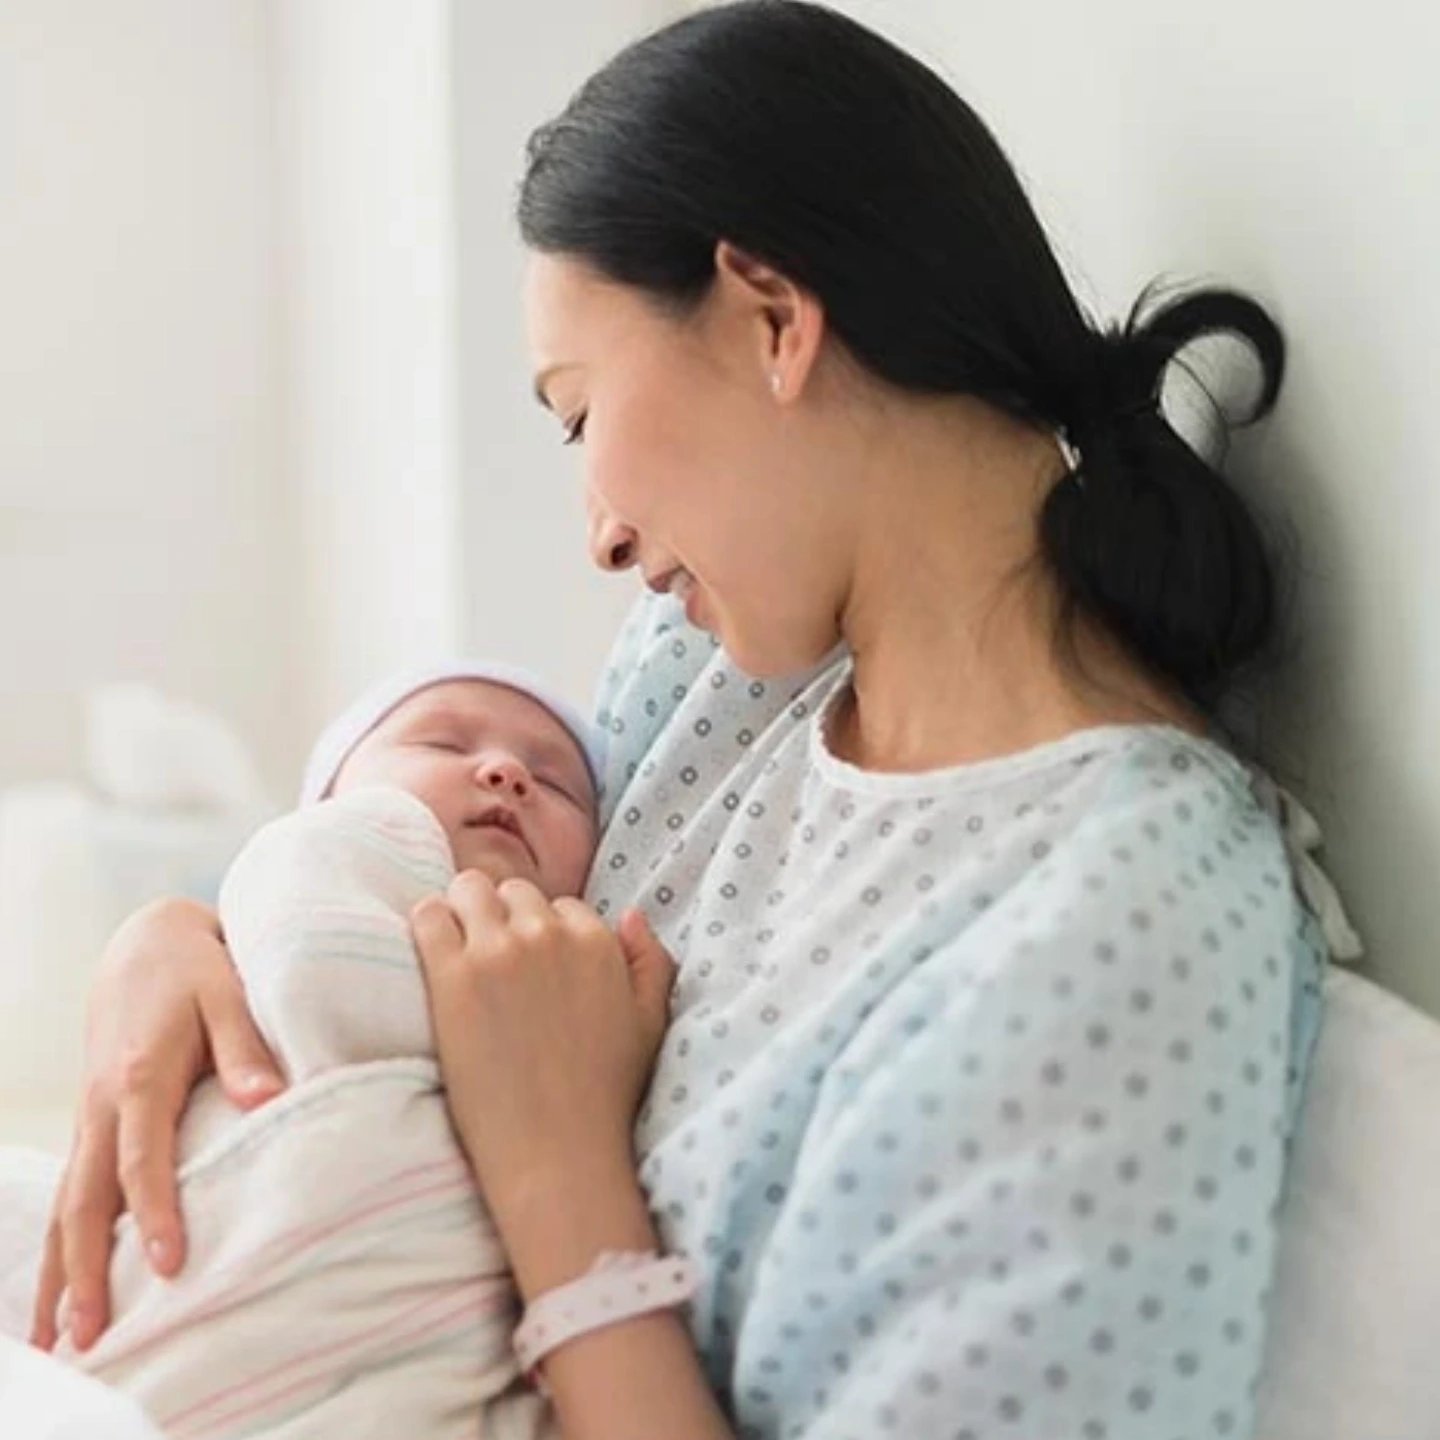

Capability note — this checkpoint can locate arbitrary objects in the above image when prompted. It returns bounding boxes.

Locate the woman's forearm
[489,1153,735,1440]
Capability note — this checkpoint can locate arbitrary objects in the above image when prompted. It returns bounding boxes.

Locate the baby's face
[331,680,598,898]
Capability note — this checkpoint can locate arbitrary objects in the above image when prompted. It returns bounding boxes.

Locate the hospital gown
[582,590,1327,1440]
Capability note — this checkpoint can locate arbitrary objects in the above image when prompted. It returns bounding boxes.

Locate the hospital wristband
[513,1249,700,1396]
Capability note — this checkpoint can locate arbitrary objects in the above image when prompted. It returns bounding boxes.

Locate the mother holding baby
[30,4,1346,1438]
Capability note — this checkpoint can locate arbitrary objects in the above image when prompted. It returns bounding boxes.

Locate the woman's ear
[712,239,825,402]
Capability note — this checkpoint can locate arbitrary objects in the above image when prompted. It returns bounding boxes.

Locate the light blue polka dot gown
[584,591,1327,1440]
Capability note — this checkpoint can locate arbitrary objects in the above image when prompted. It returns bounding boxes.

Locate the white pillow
[0,1333,162,1439]
[1256,967,1440,1439]
[0,781,269,1134]
[0,1145,61,1342]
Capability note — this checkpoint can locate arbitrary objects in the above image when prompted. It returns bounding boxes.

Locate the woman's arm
[413,879,735,1440]
[29,897,285,1351]
[488,1153,735,1440]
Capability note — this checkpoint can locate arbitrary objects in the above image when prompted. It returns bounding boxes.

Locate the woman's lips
[673,571,701,622]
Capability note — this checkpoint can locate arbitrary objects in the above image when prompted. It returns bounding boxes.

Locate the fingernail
[147,1235,175,1272]
[69,1307,95,1350]
[239,1071,279,1097]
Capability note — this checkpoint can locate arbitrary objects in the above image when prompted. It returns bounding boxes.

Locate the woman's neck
[829,395,1205,774]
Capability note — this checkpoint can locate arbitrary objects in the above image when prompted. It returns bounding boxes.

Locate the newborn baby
[230,663,602,1088]
[54,661,603,1440]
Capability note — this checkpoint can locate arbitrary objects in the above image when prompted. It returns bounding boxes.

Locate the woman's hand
[28,897,286,1353]
[411,875,675,1225]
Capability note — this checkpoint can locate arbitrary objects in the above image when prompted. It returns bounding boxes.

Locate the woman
[32,4,1340,1437]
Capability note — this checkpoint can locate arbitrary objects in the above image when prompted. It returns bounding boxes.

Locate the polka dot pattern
[586,593,1325,1440]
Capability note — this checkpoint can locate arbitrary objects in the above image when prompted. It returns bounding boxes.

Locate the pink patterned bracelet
[513,1249,701,1397]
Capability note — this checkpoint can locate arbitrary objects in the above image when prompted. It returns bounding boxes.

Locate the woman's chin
[725,627,843,682]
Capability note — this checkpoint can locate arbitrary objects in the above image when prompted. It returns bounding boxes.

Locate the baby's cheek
[557,819,601,898]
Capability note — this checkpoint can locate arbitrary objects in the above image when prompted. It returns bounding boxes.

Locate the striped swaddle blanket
[56,786,556,1440]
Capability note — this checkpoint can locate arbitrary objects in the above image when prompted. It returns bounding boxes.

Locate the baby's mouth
[465,807,534,862]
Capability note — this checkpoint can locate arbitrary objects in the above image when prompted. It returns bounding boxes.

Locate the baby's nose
[477,755,530,795]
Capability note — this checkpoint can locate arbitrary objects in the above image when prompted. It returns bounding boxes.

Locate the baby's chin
[450,832,550,893]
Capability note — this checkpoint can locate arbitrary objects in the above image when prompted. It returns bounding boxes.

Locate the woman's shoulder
[798,723,1327,1154]
[808,721,1321,1080]
[916,723,1326,1129]
[1069,721,1259,811]
[1027,723,1307,943]
[1019,722,1286,879]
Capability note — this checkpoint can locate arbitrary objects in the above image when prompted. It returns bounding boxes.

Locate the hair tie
[1055,428,1084,484]
[1054,391,1164,492]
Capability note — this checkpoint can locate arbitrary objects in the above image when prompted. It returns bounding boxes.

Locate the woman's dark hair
[518,0,1287,714]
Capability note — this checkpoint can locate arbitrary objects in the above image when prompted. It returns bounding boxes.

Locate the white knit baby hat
[298,659,607,807]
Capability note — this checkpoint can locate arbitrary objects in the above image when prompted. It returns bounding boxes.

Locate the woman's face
[524,251,851,677]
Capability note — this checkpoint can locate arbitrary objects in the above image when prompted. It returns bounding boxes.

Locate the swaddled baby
[54,662,605,1440]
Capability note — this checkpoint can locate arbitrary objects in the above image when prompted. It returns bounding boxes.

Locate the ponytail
[520,1,1290,712]
[1042,287,1285,708]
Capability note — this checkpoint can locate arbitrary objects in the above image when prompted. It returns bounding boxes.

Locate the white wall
[0,1,682,793]
[269,0,465,752]
[270,0,678,746]
[449,0,679,706]
[691,0,1440,1014]
[0,0,298,793]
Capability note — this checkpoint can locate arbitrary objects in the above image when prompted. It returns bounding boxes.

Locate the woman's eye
[562,412,588,446]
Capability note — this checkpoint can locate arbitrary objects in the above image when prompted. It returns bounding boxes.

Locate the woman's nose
[586,491,637,573]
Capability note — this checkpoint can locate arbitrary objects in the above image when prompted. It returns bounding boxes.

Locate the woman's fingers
[111,974,286,1281]
[115,1059,191,1278]
[551,895,609,935]
[28,1166,73,1350]
[411,892,467,967]
[200,970,286,1111]
[57,1117,122,1351]
[25,898,242,1351]
[615,908,678,1047]
[494,877,552,930]
[444,869,510,941]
